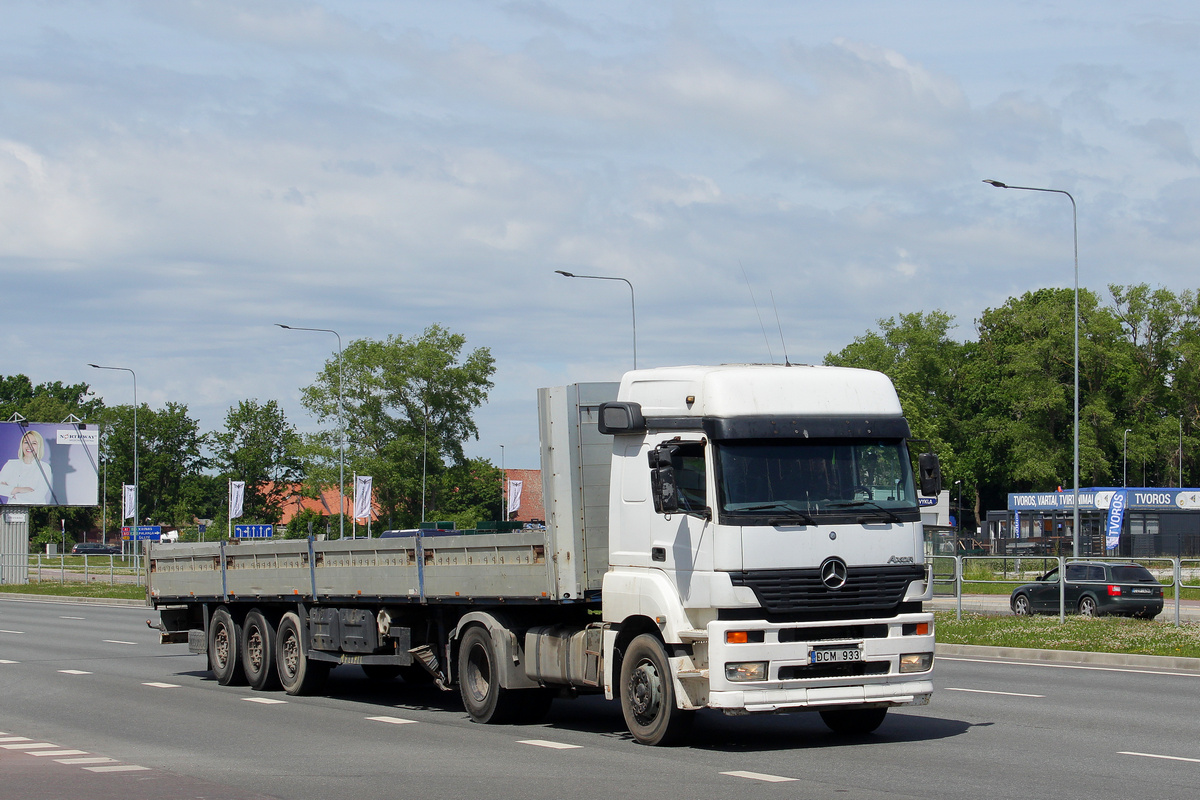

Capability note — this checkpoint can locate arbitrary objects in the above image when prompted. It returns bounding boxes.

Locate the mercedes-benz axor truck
[150,364,941,745]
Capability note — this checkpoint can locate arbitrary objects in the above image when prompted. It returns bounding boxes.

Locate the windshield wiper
[735,502,816,525]
[825,500,903,523]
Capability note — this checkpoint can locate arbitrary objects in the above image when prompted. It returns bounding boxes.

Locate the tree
[428,458,504,530]
[211,399,303,523]
[0,374,103,423]
[300,325,496,529]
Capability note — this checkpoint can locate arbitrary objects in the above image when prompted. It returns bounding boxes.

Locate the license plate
[1131,587,1152,595]
[810,645,863,664]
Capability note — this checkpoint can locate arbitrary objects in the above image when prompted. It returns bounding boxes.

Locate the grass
[935,611,1200,659]
[0,581,146,601]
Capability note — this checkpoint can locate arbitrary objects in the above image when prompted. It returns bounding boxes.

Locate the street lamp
[984,179,1080,556]
[555,270,637,369]
[88,364,136,552]
[1123,428,1132,488]
[277,324,346,540]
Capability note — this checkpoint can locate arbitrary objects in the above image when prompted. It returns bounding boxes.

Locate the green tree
[300,324,496,529]
[428,457,504,530]
[211,399,303,523]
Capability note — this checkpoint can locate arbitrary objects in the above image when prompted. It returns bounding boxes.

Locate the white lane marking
[0,659,18,664]
[103,640,137,645]
[2,742,57,750]
[938,656,1200,678]
[1120,751,1200,764]
[30,749,89,757]
[142,682,180,688]
[945,687,1046,698]
[58,669,93,675]
[0,629,24,634]
[85,764,151,773]
[518,739,582,750]
[57,757,117,765]
[60,616,85,620]
[721,770,797,783]
[0,737,31,742]
[367,716,418,725]
[243,697,288,704]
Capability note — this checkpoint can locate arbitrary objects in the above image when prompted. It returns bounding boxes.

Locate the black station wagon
[1010,561,1164,619]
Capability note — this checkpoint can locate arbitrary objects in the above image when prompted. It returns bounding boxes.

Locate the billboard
[0,422,100,507]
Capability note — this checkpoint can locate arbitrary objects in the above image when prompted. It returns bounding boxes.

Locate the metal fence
[0,553,145,587]
[930,554,1194,627]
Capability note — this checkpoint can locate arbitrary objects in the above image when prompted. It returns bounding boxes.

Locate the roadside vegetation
[935,611,1200,658]
[0,582,145,601]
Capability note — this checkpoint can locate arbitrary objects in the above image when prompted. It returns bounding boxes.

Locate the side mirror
[917,452,942,497]
[648,446,679,515]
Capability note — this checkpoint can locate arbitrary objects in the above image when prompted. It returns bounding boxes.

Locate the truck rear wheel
[458,625,552,724]
[619,633,693,746]
[275,611,329,696]
[820,707,888,735]
[209,607,246,686]
[242,609,279,691]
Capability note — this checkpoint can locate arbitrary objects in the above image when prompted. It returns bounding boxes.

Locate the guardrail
[930,554,1188,626]
[0,553,145,587]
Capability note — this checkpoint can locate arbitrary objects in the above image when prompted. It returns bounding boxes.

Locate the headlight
[725,661,768,682]
[899,653,933,673]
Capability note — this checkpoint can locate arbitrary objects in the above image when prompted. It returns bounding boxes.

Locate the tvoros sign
[1010,488,1200,512]
[0,422,99,507]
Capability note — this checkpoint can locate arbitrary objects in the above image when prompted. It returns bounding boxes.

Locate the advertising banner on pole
[229,481,245,519]
[354,476,372,520]
[507,480,523,516]
[0,422,99,507]
[122,484,136,520]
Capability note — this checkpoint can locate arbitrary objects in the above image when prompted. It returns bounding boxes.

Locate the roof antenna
[770,291,792,366]
[740,262,775,363]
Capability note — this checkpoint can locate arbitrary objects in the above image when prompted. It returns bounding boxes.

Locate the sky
[3,1,1200,470]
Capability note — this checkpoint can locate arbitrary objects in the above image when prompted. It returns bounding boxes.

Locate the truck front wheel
[242,609,279,691]
[275,611,329,696]
[619,634,693,746]
[209,607,246,686]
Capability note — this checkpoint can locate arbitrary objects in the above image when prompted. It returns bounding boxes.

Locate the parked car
[1010,561,1164,619]
[71,542,121,556]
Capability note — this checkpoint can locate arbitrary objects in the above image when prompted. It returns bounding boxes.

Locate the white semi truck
[150,364,941,745]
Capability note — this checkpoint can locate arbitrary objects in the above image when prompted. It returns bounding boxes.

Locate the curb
[936,642,1200,672]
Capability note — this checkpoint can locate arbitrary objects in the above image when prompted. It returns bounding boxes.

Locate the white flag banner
[507,480,523,516]
[122,484,135,521]
[229,481,245,520]
[354,476,373,520]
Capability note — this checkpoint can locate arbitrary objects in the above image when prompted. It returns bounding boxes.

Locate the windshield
[715,438,919,524]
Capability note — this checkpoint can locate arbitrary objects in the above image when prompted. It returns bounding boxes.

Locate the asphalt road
[3,597,1200,800]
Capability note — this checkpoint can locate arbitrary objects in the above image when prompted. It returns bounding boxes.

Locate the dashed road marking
[103,640,138,645]
[945,687,1045,698]
[30,749,89,757]
[367,716,418,725]
[518,739,582,750]
[0,737,31,743]
[243,697,288,704]
[1120,751,1200,764]
[0,629,24,634]
[85,764,151,773]
[60,616,86,620]
[58,669,92,675]
[2,742,57,750]
[0,660,18,664]
[57,757,117,765]
[721,771,797,783]
[142,682,180,688]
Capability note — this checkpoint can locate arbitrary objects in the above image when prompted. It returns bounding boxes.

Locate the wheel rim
[1015,596,1029,614]
[214,624,231,669]
[1080,598,1096,616]
[280,630,300,679]
[246,627,264,673]
[628,658,663,726]
[465,643,491,703]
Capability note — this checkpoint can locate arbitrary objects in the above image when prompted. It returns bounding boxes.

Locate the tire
[619,634,694,746]
[241,609,279,691]
[457,626,552,725]
[1078,596,1099,617]
[275,611,330,696]
[361,664,403,681]
[209,607,246,686]
[1012,594,1032,616]
[820,707,888,735]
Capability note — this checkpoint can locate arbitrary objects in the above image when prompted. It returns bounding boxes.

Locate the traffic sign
[122,525,162,541]
[234,524,274,539]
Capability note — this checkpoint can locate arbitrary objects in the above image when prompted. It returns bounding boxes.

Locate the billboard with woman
[0,422,99,507]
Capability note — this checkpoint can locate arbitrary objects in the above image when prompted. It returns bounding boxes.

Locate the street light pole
[554,270,637,369]
[1123,428,1132,488]
[89,364,136,552]
[277,324,346,540]
[984,179,1080,556]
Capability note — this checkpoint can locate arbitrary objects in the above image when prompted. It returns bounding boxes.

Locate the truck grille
[779,661,891,680]
[728,565,922,615]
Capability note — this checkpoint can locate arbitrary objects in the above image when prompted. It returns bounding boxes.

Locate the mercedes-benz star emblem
[820,557,848,590]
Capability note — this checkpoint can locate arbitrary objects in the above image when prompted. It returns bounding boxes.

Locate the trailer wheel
[457,625,551,724]
[209,607,246,686]
[619,634,693,746]
[242,609,279,691]
[275,611,329,696]
[820,707,888,735]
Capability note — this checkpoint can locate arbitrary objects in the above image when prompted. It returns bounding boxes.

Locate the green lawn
[0,582,146,601]
[934,611,1200,658]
